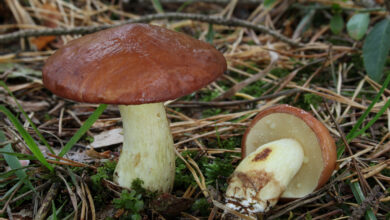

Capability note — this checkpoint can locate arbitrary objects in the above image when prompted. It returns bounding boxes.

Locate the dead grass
[0,0,389,219]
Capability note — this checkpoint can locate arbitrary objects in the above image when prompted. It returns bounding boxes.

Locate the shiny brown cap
[42,24,227,104]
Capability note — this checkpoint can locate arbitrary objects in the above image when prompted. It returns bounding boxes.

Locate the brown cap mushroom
[42,23,227,192]
[225,104,336,214]
[43,23,226,105]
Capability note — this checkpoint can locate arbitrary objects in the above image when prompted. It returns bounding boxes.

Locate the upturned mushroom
[225,104,336,214]
[42,23,227,192]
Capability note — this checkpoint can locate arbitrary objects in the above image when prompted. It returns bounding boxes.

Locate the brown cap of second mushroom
[42,23,227,104]
[242,104,337,199]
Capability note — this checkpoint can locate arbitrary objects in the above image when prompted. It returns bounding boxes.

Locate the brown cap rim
[242,104,337,192]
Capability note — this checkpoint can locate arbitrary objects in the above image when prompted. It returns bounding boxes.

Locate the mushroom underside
[244,113,324,198]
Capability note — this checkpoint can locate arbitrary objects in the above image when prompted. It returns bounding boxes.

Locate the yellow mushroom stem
[225,138,304,214]
[113,103,175,192]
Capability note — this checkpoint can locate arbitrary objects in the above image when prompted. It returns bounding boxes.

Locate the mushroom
[42,24,227,192]
[225,104,336,214]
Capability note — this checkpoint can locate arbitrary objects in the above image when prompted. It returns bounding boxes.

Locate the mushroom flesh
[225,105,336,214]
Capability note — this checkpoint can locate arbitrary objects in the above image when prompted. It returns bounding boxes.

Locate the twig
[57,172,78,220]
[323,101,370,195]
[47,152,97,170]
[83,182,96,220]
[0,13,304,47]
[312,209,343,220]
[11,181,52,204]
[0,181,22,215]
[213,60,276,101]
[291,3,386,13]
[169,89,300,108]
[135,0,262,3]
[34,182,60,220]
[267,193,327,219]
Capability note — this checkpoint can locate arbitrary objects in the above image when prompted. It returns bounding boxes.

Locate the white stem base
[113,103,175,192]
[226,139,304,214]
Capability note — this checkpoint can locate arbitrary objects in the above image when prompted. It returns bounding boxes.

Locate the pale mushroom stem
[113,103,175,192]
[226,139,304,214]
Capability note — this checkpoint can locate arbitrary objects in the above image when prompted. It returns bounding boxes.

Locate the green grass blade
[350,182,364,203]
[0,151,37,160]
[58,104,107,157]
[177,1,193,12]
[0,106,53,171]
[151,0,164,13]
[206,24,214,44]
[0,131,35,190]
[51,201,58,220]
[349,97,390,140]
[0,81,55,154]
[1,180,23,200]
[48,200,67,220]
[346,73,390,141]
[0,165,35,179]
[350,182,377,220]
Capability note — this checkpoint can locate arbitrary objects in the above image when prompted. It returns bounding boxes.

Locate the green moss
[303,93,322,108]
[174,149,236,191]
[91,160,116,187]
[203,157,234,190]
[270,68,290,78]
[207,136,241,150]
[191,198,210,216]
[174,151,199,189]
[202,108,223,118]
[84,135,94,143]
[90,160,117,207]
[240,80,268,97]
[113,190,144,220]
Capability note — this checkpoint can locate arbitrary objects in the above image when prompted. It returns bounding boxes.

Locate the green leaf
[131,214,142,220]
[0,131,34,190]
[330,14,344,34]
[363,18,390,82]
[331,3,342,13]
[0,106,53,171]
[58,104,107,157]
[347,13,370,40]
[264,0,277,8]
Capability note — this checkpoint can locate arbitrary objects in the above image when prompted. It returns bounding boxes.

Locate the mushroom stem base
[226,139,304,214]
[114,103,175,192]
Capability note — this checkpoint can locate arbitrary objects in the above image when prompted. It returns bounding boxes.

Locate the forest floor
[1,0,390,219]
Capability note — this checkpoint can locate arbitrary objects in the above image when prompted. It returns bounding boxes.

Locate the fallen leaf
[151,193,194,217]
[85,148,112,159]
[31,3,61,50]
[88,128,123,149]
